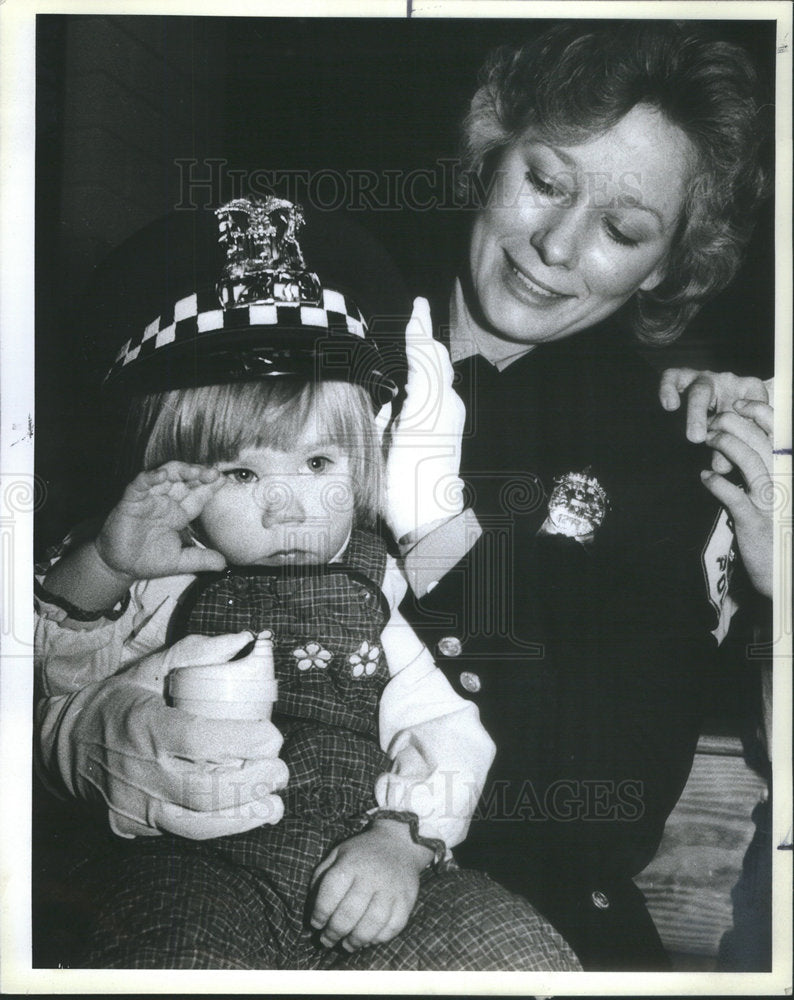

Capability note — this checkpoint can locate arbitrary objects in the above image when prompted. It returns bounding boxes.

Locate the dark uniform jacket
[401,313,730,970]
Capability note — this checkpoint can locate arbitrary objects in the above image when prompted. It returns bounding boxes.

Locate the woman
[392,20,772,970]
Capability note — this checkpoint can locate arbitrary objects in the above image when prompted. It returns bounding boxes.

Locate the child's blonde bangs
[136,380,383,528]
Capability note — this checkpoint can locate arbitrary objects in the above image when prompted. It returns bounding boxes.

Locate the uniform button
[437,636,462,657]
[459,671,481,693]
[591,890,610,910]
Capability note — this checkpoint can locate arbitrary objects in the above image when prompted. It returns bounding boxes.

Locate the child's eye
[222,468,258,484]
[306,455,332,473]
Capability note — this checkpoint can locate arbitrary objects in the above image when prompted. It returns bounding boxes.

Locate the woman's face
[468,104,694,347]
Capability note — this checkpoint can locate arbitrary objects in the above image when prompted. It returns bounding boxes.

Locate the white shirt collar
[448,278,537,372]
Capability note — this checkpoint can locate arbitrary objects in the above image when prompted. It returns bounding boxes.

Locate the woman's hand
[309,817,433,951]
[378,298,466,544]
[95,461,228,579]
[55,631,289,839]
[701,400,773,598]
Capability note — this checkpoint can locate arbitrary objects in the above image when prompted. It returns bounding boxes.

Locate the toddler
[35,198,580,971]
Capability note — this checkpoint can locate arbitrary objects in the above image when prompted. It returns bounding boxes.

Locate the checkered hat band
[107,288,368,378]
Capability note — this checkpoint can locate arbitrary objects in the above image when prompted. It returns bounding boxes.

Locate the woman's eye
[525,168,560,199]
[222,468,257,484]
[306,455,332,473]
[604,219,639,248]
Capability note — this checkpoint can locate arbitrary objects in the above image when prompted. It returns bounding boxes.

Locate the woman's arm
[379,298,466,548]
[37,630,287,839]
[35,564,287,839]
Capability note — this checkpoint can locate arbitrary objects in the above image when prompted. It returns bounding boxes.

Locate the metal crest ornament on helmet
[215,197,323,309]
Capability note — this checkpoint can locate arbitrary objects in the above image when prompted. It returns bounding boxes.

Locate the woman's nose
[257,479,306,527]
[529,206,581,269]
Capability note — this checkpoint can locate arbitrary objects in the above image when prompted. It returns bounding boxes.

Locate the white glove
[378,298,466,543]
[47,632,289,839]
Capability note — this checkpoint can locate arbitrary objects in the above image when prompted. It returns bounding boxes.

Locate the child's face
[197,431,355,566]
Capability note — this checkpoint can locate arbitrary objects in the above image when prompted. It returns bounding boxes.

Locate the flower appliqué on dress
[348,640,380,678]
[293,641,332,671]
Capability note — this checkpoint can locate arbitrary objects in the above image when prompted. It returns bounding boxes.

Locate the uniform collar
[448,277,537,373]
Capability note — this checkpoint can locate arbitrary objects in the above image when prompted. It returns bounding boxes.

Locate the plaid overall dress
[173,526,394,844]
[73,530,581,970]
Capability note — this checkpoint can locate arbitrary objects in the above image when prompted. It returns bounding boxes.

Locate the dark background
[35,15,777,551]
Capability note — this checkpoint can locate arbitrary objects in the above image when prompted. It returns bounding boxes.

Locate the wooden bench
[635,732,768,968]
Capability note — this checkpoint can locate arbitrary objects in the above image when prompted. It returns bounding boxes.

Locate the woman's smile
[502,249,575,304]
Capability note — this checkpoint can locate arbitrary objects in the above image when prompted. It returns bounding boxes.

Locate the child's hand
[701,400,773,598]
[309,817,433,952]
[95,462,227,580]
[658,367,769,453]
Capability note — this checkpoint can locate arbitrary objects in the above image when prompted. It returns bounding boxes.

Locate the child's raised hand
[309,818,434,952]
[95,461,227,580]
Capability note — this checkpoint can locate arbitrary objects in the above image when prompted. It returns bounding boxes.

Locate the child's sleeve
[373,559,495,852]
[35,565,193,797]
[35,574,191,696]
[34,524,191,694]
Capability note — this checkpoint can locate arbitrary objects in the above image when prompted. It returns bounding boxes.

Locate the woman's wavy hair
[460,21,772,343]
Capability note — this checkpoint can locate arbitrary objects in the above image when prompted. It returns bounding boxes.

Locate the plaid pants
[71,719,579,970]
[73,831,579,970]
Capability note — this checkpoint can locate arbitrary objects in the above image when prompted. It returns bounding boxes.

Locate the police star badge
[539,468,609,543]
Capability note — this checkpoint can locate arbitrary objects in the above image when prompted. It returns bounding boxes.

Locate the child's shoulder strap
[336,528,389,587]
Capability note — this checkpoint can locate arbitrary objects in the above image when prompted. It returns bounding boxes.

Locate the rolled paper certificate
[169,631,278,720]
